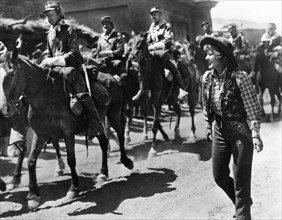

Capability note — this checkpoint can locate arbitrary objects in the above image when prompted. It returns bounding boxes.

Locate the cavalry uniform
[93,16,127,83]
[228,32,249,59]
[132,6,186,101]
[43,1,103,139]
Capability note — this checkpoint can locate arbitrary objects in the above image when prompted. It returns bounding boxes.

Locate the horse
[172,50,199,143]
[251,44,281,121]
[0,49,133,210]
[129,33,183,157]
[3,96,66,191]
[180,39,209,107]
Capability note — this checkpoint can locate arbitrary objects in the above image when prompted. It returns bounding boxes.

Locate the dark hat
[150,6,161,14]
[100,16,113,24]
[200,35,238,67]
[43,1,61,13]
[201,21,210,27]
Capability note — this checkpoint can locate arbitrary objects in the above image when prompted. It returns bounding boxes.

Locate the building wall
[0,0,217,42]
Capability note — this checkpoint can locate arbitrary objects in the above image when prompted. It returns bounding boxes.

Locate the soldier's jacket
[46,20,82,68]
[94,29,125,61]
[228,33,248,56]
[147,18,173,49]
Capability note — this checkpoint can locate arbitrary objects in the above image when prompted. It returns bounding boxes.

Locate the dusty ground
[0,103,281,220]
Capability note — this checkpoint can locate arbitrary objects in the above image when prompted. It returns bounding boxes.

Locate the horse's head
[0,48,25,117]
[128,33,149,62]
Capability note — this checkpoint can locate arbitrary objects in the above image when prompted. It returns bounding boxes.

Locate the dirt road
[0,104,281,219]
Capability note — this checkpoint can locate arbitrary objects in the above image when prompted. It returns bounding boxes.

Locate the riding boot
[132,81,145,101]
[80,96,104,140]
[166,60,185,90]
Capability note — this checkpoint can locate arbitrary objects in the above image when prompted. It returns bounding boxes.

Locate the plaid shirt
[203,68,261,137]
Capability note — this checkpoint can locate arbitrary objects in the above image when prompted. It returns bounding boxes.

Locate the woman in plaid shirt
[200,36,263,220]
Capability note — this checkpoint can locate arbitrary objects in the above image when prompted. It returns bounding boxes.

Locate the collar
[101,29,116,39]
[49,19,65,32]
[212,67,228,80]
[150,18,166,30]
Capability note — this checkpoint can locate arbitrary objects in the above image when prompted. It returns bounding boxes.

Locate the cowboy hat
[200,35,238,67]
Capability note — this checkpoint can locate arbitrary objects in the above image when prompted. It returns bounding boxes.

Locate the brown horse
[0,49,133,210]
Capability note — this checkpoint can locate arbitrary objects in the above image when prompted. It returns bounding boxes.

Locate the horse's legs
[269,89,276,121]
[108,113,134,170]
[157,121,169,141]
[52,138,65,177]
[63,135,79,200]
[258,87,266,116]
[125,114,132,144]
[7,141,27,190]
[173,102,181,140]
[142,103,148,140]
[96,133,109,184]
[27,135,48,210]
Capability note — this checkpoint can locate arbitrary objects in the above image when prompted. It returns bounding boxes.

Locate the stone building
[0,0,217,42]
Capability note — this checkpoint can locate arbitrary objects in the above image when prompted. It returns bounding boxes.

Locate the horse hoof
[96,173,108,186]
[6,182,20,191]
[54,170,64,177]
[65,189,79,201]
[142,135,148,141]
[28,196,41,210]
[148,148,157,158]
[125,137,131,144]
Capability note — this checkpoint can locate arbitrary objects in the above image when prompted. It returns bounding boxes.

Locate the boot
[166,60,185,90]
[80,96,104,140]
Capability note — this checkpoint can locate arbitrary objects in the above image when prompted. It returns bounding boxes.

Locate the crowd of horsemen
[1,2,282,193]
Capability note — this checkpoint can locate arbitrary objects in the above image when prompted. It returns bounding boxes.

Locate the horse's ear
[12,48,19,60]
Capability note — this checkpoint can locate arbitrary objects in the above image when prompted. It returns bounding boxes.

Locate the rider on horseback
[132,6,187,101]
[92,16,127,85]
[228,24,250,62]
[41,1,103,140]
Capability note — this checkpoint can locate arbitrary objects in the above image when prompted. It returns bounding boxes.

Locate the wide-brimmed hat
[100,16,113,25]
[43,1,61,13]
[150,6,161,14]
[200,35,238,67]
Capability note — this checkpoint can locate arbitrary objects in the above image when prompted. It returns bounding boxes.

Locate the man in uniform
[228,24,252,73]
[92,16,127,85]
[132,6,186,101]
[41,1,103,139]
[201,21,216,36]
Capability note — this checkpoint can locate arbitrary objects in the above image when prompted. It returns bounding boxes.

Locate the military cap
[150,6,161,14]
[100,16,113,24]
[43,1,61,13]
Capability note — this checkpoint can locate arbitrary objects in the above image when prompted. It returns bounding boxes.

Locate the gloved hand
[205,127,213,142]
[40,56,66,68]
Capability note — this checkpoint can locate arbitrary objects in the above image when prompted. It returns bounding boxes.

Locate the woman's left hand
[253,137,263,153]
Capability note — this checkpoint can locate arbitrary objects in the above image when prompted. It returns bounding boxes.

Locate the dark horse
[129,34,183,157]
[181,39,209,107]
[0,49,133,210]
[252,44,281,121]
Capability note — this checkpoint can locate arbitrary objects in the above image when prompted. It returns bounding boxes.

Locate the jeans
[212,118,254,220]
